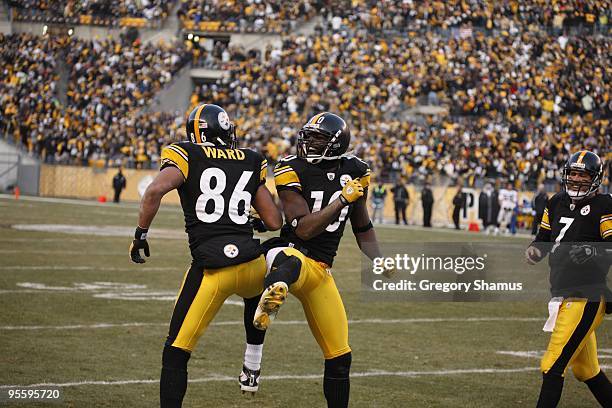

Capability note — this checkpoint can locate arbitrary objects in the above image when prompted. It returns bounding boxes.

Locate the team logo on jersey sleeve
[218,112,230,130]
[224,244,239,258]
[580,205,590,216]
[327,173,335,181]
[339,174,352,187]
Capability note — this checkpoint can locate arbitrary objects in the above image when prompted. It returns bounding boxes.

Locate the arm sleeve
[274,161,302,193]
[600,212,612,241]
[160,144,189,179]
[259,157,268,186]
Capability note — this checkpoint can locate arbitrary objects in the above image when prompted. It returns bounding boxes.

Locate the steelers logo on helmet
[339,174,352,187]
[218,111,230,130]
[186,103,237,148]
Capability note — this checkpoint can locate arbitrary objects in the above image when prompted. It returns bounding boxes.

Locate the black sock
[323,353,351,408]
[263,252,301,288]
[537,372,564,408]
[160,345,190,408]
[244,295,266,344]
[585,371,612,408]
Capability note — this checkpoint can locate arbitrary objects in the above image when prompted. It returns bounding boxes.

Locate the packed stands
[0,33,189,167]
[1,1,610,190]
[9,0,175,26]
[177,0,318,33]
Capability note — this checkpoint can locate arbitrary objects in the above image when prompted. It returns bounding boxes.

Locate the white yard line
[0,317,544,331]
[0,266,176,271]
[0,367,541,389]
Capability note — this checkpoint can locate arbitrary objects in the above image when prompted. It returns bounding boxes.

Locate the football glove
[130,226,150,264]
[569,244,598,264]
[339,178,364,206]
[525,246,543,265]
[249,215,267,233]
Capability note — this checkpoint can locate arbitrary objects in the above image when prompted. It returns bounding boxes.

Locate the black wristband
[338,194,349,207]
[352,221,373,234]
[135,226,148,240]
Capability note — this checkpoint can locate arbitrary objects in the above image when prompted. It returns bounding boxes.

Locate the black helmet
[297,112,350,164]
[561,150,603,200]
[186,103,237,148]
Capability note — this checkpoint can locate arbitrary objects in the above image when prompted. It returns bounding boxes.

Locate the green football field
[0,195,609,407]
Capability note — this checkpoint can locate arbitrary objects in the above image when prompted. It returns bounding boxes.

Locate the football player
[129,103,282,408]
[525,150,612,407]
[242,112,389,408]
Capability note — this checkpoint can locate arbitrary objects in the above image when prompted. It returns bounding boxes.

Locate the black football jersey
[534,192,612,298]
[274,155,371,266]
[160,142,267,268]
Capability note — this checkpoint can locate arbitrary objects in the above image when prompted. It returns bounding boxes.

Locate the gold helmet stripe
[193,104,207,144]
[309,112,325,125]
[576,150,587,164]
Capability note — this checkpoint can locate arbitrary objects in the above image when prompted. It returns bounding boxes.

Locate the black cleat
[239,365,260,395]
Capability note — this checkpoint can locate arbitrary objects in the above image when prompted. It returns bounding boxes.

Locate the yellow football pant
[168,255,267,352]
[280,247,351,359]
[541,298,606,381]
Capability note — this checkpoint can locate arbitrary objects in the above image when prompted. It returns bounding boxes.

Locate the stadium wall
[39,165,536,227]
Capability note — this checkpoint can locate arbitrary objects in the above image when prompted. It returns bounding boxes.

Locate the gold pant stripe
[541,299,605,381]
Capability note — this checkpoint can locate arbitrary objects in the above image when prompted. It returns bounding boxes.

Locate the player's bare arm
[130,166,184,263]
[279,177,363,241]
[252,184,283,231]
[349,191,381,260]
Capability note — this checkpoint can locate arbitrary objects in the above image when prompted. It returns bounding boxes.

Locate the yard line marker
[0,367,542,389]
[0,266,176,271]
[0,317,544,331]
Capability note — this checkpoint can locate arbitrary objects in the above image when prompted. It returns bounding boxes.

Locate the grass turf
[0,196,608,407]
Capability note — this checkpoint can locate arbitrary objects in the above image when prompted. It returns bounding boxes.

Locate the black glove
[569,244,597,264]
[130,226,150,264]
[249,216,267,233]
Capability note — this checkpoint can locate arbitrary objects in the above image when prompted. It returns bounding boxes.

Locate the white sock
[244,343,263,371]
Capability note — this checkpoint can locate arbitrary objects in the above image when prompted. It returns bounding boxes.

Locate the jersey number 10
[196,168,253,225]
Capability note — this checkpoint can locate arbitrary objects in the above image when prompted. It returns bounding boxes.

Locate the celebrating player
[525,150,611,407]
[241,112,388,408]
[129,103,282,408]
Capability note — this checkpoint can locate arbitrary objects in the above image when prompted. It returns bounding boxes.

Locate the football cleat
[239,365,260,394]
[253,282,288,331]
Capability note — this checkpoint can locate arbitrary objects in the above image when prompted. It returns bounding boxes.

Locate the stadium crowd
[9,0,611,33]
[0,33,189,167]
[1,2,610,190]
[326,0,610,32]
[177,0,318,33]
[9,0,175,22]
[189,24,610,189]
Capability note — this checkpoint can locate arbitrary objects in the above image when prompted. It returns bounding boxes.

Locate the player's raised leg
[253,250,301,330]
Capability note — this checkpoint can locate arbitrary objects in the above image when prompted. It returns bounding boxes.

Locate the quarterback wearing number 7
[525,150,611,407]
[129,103,282,408]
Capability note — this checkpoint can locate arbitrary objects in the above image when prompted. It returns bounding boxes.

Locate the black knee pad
[162,345,191,370]
[325,352,352,379]
[264,252,302,287]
